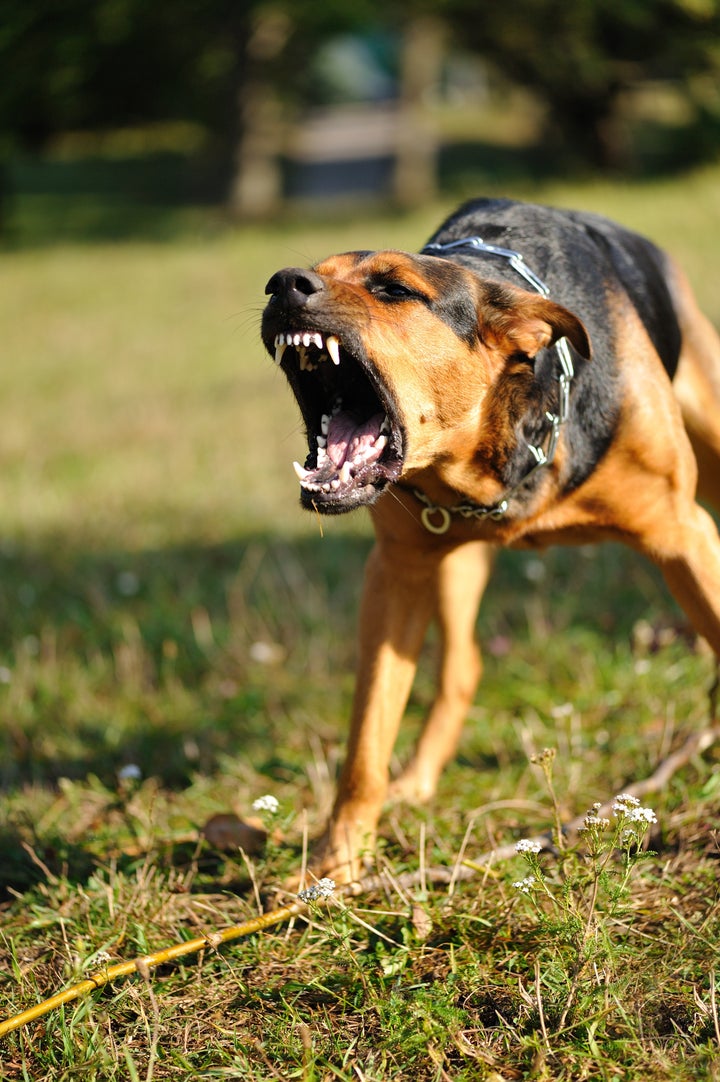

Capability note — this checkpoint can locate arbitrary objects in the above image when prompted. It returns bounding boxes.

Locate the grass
[0,160,720,1079]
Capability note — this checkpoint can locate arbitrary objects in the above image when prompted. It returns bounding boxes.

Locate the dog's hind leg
[650,501,720,659]
[670,265,720,513]
[619,440,720,657]
[389,539,495,804]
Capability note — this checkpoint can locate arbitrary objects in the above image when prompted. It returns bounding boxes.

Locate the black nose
[264,267,325,309]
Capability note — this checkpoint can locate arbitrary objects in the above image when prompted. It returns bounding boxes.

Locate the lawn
[0,162,719,1080]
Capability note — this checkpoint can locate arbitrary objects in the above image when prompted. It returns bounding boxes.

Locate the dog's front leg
[389,539,494,804]
[314,539,438,882]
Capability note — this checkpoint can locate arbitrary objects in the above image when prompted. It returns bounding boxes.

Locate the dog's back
[426,198,683,378]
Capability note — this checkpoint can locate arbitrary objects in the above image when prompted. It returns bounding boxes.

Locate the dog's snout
[264,267,325,309]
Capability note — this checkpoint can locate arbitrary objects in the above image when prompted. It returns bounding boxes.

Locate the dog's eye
[371,280,425,302]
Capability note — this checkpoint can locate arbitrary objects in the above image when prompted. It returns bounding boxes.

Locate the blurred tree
[0,0,253,149]
[0,0,394,215]
[0,0,718,220]
[448,0,720,169]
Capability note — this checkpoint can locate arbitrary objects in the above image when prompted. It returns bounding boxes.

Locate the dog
[261,197,720,883]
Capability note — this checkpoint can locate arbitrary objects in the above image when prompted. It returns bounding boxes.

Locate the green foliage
[451,0,720,167]
[0,0,719,172]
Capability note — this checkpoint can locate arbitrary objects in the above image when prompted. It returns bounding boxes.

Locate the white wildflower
[298,877,336,902]
[252,794,280,815]
[612,793,641,815]
[626,806,657,824]
[512,877,536,894]
[515,839,543,854]
[612,793,656,824]
[582,814,610,829]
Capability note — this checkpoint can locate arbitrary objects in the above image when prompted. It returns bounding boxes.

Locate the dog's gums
[269,329,404,510]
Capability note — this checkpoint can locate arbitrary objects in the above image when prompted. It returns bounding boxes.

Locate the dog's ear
[477,283,591,361]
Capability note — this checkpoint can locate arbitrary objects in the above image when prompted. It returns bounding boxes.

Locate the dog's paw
[299,827,376,887]
[387,765,438,805]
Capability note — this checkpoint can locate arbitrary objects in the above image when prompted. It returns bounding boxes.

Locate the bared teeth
[273,333,287,365]
[326,335,341,366]
[273,331,341,367]
[293,461,311,481]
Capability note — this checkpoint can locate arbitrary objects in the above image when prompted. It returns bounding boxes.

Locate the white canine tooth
[339,462,352,485]
[293,461,311,480]
[380,416,390,434]
[316,435,327,448]
[375,435,388,454]
[321,414,330,435]
[326,335,341,366]
[274,341,287,365]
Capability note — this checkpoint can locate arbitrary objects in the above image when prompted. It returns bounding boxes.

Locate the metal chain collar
[408,235,575,534]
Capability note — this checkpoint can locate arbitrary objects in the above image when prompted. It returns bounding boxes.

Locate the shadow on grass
[1,518,711,900]
[0,530,679,793]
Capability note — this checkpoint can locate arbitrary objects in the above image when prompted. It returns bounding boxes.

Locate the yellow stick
[0,899,305,1039]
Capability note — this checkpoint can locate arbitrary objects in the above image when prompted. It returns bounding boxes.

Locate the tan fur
[292,248,720,884]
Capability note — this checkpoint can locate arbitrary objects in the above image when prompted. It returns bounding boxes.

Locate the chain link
[410,236,576,533]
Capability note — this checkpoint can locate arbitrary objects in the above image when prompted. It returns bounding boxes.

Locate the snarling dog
[261,198,720,883]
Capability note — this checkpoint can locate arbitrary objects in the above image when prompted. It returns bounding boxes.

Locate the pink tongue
[327,411,384,468]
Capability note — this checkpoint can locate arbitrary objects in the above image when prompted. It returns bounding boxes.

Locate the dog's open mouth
[272,330,404,512]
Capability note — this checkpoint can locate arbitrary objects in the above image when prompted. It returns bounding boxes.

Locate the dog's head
[261,250,590,514]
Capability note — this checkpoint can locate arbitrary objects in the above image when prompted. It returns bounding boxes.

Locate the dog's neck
[406,236,576,532]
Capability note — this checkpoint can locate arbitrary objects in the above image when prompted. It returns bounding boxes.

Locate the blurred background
[0,0,719,884]
[2,0,720,236]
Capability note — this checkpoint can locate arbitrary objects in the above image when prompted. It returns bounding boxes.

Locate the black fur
[422,199,683,496]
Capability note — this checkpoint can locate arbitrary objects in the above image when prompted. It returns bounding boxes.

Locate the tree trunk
[393,17,444,208]
[227,9,290,221]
